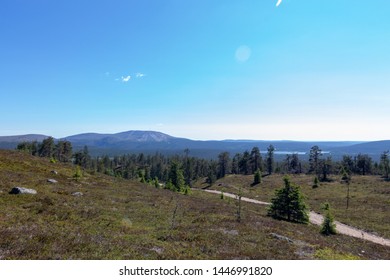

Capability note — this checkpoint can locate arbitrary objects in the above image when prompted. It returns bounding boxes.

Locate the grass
[314,248,361,260]
[1,150,390,260]
[197,173,390,240]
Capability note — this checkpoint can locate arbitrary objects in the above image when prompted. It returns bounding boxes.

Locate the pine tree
[206,161,217,185]
[266,145,275,175]
[250,147,262,172]
[309,145,322,176]
[356,154,372,175]
[239,151,251,175]
[268,177,309,224]
[217,151,230,178]
[55,140,73,162]
[39,137,55,158]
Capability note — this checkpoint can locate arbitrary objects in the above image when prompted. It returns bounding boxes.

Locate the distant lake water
[261,151,331,155]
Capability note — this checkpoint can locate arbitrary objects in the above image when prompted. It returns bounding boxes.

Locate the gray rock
[150,247,164,255]
[71,192,83,197]
[221,229,239,236]
[47,179,58,184]
[9,187,37,195]
[270,233,294,243]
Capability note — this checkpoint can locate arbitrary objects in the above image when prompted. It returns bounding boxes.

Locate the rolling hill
[0,130,389,159]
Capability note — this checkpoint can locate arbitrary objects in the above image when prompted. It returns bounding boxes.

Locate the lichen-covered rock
[9,187,37,195]
[47,179,58,184]
[270,233,294,243]
[71,192,83,197]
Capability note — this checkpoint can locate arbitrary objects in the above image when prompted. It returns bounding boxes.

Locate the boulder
[71,192,83,197]
[9,187,37,195]
[47,179,58,184]
[270,233,294,243]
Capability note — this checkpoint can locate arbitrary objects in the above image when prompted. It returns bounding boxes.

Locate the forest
[16,137,390,193]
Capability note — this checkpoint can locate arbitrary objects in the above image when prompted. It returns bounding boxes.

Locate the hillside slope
[0,130,383,159]
[0,150,389,259]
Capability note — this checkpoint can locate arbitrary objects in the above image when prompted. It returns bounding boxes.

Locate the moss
[315,248,361,260]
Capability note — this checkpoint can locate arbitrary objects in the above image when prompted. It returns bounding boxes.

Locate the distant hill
[0,134,50,150]
[1,130,389,159]
[64,130,176,146]
[331,140,390,156]
[0,134,49,143]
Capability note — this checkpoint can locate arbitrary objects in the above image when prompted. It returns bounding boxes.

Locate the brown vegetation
[1,150,389,260]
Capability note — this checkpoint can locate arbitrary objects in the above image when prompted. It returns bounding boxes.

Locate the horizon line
[0,130,388,143]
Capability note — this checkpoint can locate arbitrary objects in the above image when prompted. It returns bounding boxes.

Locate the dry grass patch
[1,150,390,259]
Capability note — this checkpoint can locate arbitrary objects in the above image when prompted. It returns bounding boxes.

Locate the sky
[1,0,390,141]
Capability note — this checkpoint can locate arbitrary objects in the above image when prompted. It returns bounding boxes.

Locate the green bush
[73,166,82,181]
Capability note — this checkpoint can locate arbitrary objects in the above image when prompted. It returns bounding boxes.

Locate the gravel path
[201,189,390,247]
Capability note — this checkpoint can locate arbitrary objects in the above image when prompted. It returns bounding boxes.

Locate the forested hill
[0,130,389,159]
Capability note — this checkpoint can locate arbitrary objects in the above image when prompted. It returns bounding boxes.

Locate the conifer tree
[253,169,262,185]
[268,177,309,224]
[309,145,322,176]
[320,203,337,235]
[380,150,390,179]
[39,137,55,158]
[250,147,262,172]
[266,145,275,175]
[168,161,185,192]
[217,151,230,178]
[313,176,320,188]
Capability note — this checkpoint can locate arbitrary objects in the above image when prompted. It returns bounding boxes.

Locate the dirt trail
[200,189,390,247]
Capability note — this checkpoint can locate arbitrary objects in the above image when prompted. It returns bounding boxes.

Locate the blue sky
[1,0,390,140]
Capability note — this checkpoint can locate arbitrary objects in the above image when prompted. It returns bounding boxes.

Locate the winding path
[200,189,390,247]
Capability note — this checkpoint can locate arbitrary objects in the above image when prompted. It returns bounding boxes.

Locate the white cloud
[121,75,131,82]
[115,72,145,82]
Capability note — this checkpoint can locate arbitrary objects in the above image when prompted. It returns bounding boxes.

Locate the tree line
[17,139,390,189]
[17,137,73,163]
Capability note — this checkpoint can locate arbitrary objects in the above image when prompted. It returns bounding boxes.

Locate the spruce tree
[253,169,262,185]
[320,203,337,235]
[268,177,309,224]
[380,150,390,179]
[168,162,185,192]
[313,176,320,188]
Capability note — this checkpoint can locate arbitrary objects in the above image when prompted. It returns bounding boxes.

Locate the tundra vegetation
[0,140,388,259]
